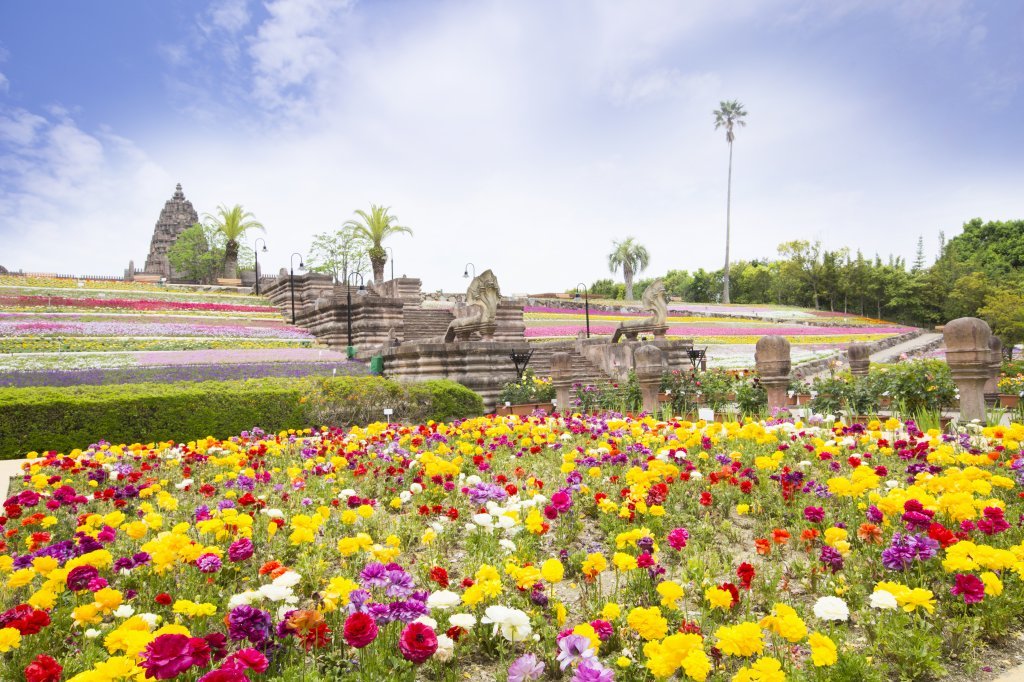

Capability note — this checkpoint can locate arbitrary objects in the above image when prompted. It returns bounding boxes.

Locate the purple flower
[384,568,415,598]
[228,605,273,643]
[360,562,388,588]
[803,506,825,523]
[507,653,545,682]
[572,660,615,682]
[819,545,844,573]
[195,553,222,573]
[866,505,884,523]
[557,634,595,670]
[881,533,939,571]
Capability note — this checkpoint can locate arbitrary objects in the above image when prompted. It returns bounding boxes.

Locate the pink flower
[343,612,379,649]
[667,527,689,551]
[224,648,268,673]
[399,622,438,664]
[198,669,250,682]
[141,634,211,680]
[550,490,572,513]
[951,574,985,604]
[228,538,254,562]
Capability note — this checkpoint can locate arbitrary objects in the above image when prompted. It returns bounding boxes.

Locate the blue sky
[1,0,1022,293]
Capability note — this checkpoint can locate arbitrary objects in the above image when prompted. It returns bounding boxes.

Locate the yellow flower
[627,606,668,641]
[733,656,785,682]
[573,622,601,651]
[981,571,1003,597]
[715,621,764,657]
[613,552,638,572]
[898,587,936,614]
[601,602,621,620]
[72,602,103,627]
[541,559,564,584]
[706,586,733,611]
[94,587,124,613]
[582,552,608,579]
[808,631,837,666]
[657,580,685,609]
[6,568,35,589]
[0,627,21,653]
[759,603,807,643]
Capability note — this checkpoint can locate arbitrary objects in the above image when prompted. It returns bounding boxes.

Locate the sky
[1,0,1022,295]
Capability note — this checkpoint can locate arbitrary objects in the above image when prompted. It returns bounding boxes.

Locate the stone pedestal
[848,342,870,378]
[549,352,573,413]
[380,341,528,411]
[984,336,1002,396]
[634,345,666,414]
[755,336,792,412]
[943,317,992,422]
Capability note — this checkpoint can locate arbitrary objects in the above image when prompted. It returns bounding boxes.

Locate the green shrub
[497,370,555,405]
[0,376,483,459]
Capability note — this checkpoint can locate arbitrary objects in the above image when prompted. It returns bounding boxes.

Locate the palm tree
[607,237,650,301]
[204,204,265,280]
[713,99,747,304]
[343,204,413,285]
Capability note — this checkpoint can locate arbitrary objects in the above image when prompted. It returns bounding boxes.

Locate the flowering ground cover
[2,414,1023,681]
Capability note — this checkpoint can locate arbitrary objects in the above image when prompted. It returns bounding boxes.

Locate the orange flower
[772,529,791,545]
[857,523,882,544]
[800,529,819,548]
[754,538,771,556]
[259,560,282,576]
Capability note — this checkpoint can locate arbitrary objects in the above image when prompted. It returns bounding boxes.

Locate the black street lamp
[346,271,366,358]
[385,246,395,283]
[253,238,268,295]
[463,262,476,279]
[290,252,304,325]
[574,282,590,338]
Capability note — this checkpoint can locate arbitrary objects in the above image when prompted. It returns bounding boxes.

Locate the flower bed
[0,321,312,340]
[0,338,314,354]
[0,295,274,314]
[1,414,1022,680]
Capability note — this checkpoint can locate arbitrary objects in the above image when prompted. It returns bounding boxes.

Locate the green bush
[497,370,555,405]
[0,376,483,459]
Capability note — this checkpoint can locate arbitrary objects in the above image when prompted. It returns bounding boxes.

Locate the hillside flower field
[2,414,1024,681]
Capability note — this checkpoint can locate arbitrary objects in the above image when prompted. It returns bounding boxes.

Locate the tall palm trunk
[723,140,733,304]
[370,253,386,285]
[223,239,239,280]
[624,264,635,300]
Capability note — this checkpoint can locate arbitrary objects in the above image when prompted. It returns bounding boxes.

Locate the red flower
[429,566,449,588]
[24,654,62,682]
[155,593,173,606]
[699,492,712,507]
[343,613,379,649]
[736,562,755,590]
[140,634,210,680]
[399,622,438,664]
[718,582,740,607]
[0,604,50,635]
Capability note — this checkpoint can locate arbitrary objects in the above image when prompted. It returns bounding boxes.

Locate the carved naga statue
[611,279,669,342]
[444,269,501,342]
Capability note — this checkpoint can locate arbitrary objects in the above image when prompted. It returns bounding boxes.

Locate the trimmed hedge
[0,376,483,459]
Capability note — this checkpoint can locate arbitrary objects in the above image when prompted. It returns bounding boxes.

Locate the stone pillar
[755,336,792,412]
[634,344,666,414]
[984,336,1002,396]
[549,353,573,414]
[848,342,870,378]
[943,317,992,422]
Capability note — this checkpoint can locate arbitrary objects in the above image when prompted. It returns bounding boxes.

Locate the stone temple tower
[143,183,199,278]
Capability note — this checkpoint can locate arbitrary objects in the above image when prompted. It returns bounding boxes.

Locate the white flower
[410,483,423,494]
[426,590,461,610]
[481,605,532,642]
[276,605,294,621]
[434,634,455,662]
[113,605,135,618]
[885,479,900,489]
[472,513,494,528]
[399,491,411,503]
[228,590,264,608]
[262,508,284,519]
[813,596,850,621]
[174,478,193,490]
[690,472,703,481]
[84,628,102,638]
[466,475,482,486]
[272,570,302,588]
[259,584,294,602]
[495,515,515,530]
[499,539,517,552]
[869,590,898,610]
[449,613,476,629]
[415,615,439,630]
[339,489,356,498]
[139,613,160,628]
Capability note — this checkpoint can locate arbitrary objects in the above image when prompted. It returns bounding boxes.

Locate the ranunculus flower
[140,634,211,680]
[23,654,62,682]
[951,573,985,604]
[343,612,379,649]
[812,596,849,622]
[667,527,690,550]
[399,622,438,664]
[65,565,99,591]
[228,538,254,562]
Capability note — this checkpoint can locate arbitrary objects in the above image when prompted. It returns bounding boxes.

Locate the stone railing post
[755,336,792,412]
[943,317,992,422]
[633,345,666,414]
[549,353,573,414]
[848,342,870,378]
[984,336,1002,397]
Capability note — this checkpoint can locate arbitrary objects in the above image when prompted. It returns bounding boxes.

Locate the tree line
[592,218,1024,352]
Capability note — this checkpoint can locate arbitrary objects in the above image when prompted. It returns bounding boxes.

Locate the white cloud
[2,0,1022,292]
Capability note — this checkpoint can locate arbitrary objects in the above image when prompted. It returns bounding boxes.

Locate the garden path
[0,458,25,500]
[869,331,943,363]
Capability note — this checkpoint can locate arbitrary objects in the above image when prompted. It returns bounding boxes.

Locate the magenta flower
[951,574,985,604]
[803,506,825,523]
[228,538,254,562]
[140,634,211,680]
[667,527,690,551]
[196,553,222,573]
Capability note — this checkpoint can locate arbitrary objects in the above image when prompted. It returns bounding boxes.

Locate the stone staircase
[527,341,613,386]
[401,305,453,342]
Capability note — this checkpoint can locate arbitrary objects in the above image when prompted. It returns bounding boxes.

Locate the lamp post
[289,252,304,325]
[253,238,268,295]
[463,262,476,280]
[574,283,590,338]
[346,272,366,358]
